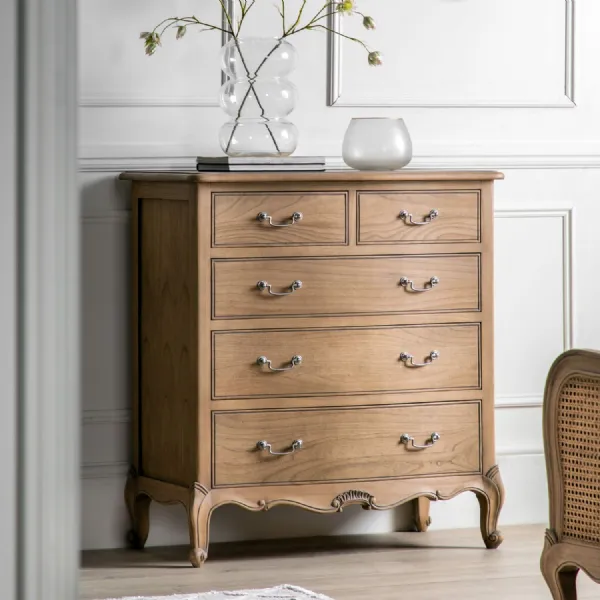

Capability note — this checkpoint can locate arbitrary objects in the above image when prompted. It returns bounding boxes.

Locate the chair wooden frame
[541,349,600,599]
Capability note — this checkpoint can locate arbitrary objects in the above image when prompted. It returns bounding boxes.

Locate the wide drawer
[212,401,481,486]
[358,191,480,244]
[213,192,348,246]
[212,324,480,399]
[213,254,480,318]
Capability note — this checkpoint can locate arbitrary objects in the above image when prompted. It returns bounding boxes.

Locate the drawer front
[358,191,480,244]
[213,254,480,318]
[213,324,480,399]
[213,402,481,486]
[213,192,348,246]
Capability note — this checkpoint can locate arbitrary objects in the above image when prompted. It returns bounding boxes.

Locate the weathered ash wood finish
[358,191,480,244]
[541,350,600,599]
[213,402,481,486]
[213,192,348,247]
[213,324,481,399]
[119,170,504,183]
[212,254,480,318]
[120,170,503,567]
[139,195,198,486]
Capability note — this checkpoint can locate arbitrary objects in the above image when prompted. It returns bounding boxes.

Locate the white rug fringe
[98,584,334,600]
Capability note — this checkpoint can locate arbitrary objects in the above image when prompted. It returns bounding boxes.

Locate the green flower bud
[363,16,375,30]
[176,25,187,39]
[143,32,161,56]
[368,51,383,66]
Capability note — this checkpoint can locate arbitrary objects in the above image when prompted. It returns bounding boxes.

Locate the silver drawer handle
[257,280,303,296]
[399,209,439,226]
[257,355,302,371]
[400,432,440,450]
[399,350,439,367]
[399,276,439,293]
[256,439,303,455]
[256,211,303,227]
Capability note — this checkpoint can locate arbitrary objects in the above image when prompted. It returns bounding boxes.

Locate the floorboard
[80,525,599,599]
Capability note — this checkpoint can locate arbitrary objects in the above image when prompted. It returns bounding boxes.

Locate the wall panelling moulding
[327,0,575,107]
[79,0,237,108]
[78,151,600,172]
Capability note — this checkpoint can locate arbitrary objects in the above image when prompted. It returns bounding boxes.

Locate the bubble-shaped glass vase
[219,37,299,157]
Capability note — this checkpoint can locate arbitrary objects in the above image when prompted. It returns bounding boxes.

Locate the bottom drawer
[212,402,481,487]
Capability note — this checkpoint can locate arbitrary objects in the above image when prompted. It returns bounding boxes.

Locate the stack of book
[196,156,326,172]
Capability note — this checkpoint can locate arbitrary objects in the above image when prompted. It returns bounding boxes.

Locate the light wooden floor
[80,525,599,599]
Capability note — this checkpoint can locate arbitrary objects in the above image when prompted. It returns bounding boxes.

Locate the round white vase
[342,118,413,171]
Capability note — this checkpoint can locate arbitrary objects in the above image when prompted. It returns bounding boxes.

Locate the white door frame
[6,0,80,598]
[0,0,18,597]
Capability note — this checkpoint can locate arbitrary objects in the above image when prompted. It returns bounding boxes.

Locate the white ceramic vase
[342,118,413,171]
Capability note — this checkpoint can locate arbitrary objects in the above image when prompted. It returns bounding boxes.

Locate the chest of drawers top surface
[120,170,503,183]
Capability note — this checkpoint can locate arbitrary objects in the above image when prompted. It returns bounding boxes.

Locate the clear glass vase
[219,37,299,157]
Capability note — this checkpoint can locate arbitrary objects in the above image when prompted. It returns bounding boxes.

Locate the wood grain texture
[540,349,600,599]
[478,181,496,472]
[213,324,481,399]
[358,191,480,244]
[139,196,198,485]
[213,402,481,486]
[213,192,348,247]
[131,187,141,472]
[124,172,501,565]
[83,525,600,600]
[413,496,432,531]
[119,170,504,183]
[213,254,480,319]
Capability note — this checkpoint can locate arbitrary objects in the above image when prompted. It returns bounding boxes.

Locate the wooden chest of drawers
[120,170,504,567]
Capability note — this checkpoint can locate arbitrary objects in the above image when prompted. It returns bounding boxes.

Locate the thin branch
[310,24,371,52]
[289,10,338,35]
[216,0,237,36]
[286,0,308,34]
[156,16,231,37]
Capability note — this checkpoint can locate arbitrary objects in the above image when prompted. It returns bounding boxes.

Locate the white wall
[79,0,600,549]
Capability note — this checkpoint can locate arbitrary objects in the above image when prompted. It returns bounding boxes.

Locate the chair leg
[541,560,579,600]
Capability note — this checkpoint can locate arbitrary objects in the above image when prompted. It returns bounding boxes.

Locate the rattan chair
[541,349,600,599]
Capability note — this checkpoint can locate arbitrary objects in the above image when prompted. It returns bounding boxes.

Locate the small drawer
[212,323,480,399]
[212,254,480,318]
[358,191,480,244]
[212,401,481,486]
[213,192,348,247]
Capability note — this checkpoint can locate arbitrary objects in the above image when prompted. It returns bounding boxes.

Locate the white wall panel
[81,218,130,414]
[79,0,223,106]
[331,0,573,107]
[494,211,571,400]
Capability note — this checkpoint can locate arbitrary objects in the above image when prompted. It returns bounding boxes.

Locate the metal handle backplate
[399,209,439,226]
[400,432,440,450]
[257,355,302,372]
[256,439,303,455]
[399,350,439,367]
[399,276,439,293]
[257,211,303,227]
[257,280,303,296]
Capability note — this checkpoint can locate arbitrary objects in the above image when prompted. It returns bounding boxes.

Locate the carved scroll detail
[545,528,559,547]
[331,490,377,511]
